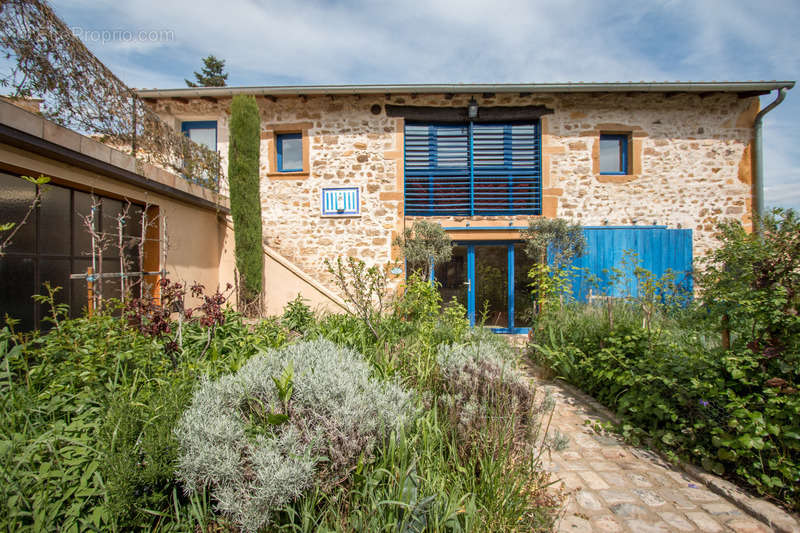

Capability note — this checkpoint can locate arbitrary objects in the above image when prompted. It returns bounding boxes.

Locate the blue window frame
[599,133,629,175]
[180,121,217,151]
[277,133,303,172]
[404,121,541,216]
[422,241,530,334]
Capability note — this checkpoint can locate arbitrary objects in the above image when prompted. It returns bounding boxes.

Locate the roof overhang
[137,81,794,100]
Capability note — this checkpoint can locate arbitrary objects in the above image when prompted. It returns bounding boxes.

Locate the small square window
[599,134,629,175]
[181,121,217,151]
[277,133,303,172]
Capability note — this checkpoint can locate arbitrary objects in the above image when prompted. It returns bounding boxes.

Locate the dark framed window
[181,120,218,151]
[404,121,541,216]
[599,133,630,175]
[0,172,144,330]
[276,133,303,172]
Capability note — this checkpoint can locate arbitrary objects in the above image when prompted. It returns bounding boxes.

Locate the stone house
[138,81,793,333]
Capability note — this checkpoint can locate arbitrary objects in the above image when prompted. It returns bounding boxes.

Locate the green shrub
[698,208,800,356]
[0,305,288,531]
[438,341,537,456]
[102,383,191,526]
[532,300,800,510]
[394,220,453,279]
[228,94,263,311]
[175,339,417,531]
[281,294,314,334]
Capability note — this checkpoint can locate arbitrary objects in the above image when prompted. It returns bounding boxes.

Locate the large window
[404,121,541,216]
[0,173,144,330]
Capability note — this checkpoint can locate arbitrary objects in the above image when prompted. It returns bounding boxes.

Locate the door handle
[464,279,471,292]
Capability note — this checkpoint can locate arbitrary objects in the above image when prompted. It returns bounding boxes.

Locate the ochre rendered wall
[0,142,234,308]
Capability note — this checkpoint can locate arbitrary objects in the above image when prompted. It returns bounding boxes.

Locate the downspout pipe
[752,87,788,233]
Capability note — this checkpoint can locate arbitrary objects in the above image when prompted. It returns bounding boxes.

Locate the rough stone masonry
[150,91,756,293]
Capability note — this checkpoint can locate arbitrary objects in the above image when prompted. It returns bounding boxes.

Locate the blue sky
[51,0,800,209]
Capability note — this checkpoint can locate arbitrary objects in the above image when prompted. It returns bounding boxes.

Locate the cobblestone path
[534,376,775,533]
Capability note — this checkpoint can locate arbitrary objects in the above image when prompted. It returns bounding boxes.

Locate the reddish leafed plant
[125,278,233,365]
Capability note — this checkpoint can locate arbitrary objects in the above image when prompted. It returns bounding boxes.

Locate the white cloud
[49,0,800,210]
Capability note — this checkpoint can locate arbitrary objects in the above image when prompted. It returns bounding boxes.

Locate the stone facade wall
[148,91,756,295]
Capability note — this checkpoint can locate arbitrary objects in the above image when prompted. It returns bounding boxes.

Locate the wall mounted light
[468,98,478,119]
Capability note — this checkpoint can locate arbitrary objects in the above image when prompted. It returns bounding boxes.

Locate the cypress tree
[227,95,263,312]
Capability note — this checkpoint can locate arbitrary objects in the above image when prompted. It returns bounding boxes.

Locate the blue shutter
[403,122,541,216]
[472,123,541,215]
[404,124,470,215]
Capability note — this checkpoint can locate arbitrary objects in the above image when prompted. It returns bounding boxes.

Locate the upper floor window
[404,121,541,216]
[265,123,311,178]
[181,120,217,151]
[599,133,629,175]
[277,133,303,172]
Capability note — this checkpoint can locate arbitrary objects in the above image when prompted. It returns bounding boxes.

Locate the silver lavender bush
[175,339,416,532]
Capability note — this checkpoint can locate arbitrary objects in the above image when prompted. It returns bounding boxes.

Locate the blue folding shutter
[404,124,469,215]
[472,123,541,215]
[404,122,541,216]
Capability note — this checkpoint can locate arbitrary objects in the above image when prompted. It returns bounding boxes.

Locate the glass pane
[71,258,90,317]
[475,246,508,328]
[101,198,123,258]
[38,258,70,328]
[39,184,71,255]
[434,245,468,310]
[0,172,36,254]
[279,135,303,170]
[599,137,624,173]
[124,205,143,238]
[99,258,122,303]
[0,256,36,331]
[514,244,536,328]
[73,190,96,258]
[122,205,143,273]
[187,126,217,151]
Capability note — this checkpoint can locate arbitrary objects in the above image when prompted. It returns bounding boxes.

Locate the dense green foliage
[1,308,286,531]
[1,274,558,531]
[228,94,264,310]
[530,210,800,511]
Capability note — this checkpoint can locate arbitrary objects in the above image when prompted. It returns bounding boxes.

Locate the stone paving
[533,376,775,533]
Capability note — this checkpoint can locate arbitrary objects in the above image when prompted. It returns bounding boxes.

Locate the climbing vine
[0,0,220,189]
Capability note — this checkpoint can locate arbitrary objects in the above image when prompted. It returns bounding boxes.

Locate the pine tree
[185,55,228,87]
